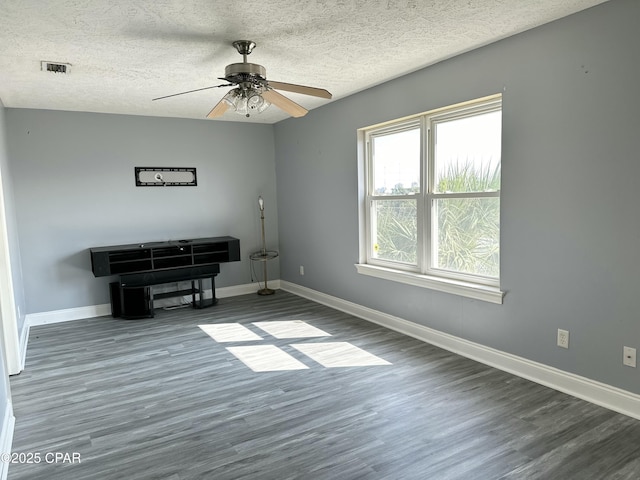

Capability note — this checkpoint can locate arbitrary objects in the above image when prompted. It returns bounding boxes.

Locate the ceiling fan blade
[152,84,232,101]
[206,99,229,118]
[267,81,332,99]
[262,90,308,118]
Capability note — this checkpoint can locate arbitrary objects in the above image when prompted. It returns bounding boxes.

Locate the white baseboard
[219,280,280,298]
[26,303,112,327]
[280,281,640,421]
[18,321,29,371]
[0,402,15,480]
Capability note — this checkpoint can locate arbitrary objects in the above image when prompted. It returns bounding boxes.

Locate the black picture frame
[135,167,197,187]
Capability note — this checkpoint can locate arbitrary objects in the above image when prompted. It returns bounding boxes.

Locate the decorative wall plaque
[135,167,197,187]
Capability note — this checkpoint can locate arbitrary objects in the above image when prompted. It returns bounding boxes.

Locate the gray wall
[274,0,640,394]
[7,110,278,314]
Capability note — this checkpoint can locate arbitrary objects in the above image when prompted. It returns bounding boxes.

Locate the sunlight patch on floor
[291,342,392,368]
[199,323,263,342]
[198,321,391,372]
[253,320,331,339]
[226,345,309,372]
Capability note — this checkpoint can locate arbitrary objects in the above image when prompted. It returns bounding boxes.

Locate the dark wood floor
[8,291,640,479]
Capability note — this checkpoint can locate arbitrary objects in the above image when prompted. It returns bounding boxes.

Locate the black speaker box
[110,282,153,319]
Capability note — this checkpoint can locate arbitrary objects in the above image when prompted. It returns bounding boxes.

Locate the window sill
[354,264,504,304]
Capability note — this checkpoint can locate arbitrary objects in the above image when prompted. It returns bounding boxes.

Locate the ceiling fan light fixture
[247,89,270,113]
[154,41,330,119]
[222,89,239,106]
[223,86,270,117]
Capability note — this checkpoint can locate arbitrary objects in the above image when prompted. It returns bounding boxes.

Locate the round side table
[249,250,279,295]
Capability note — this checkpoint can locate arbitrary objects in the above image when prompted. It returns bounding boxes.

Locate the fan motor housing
[225,63,266,85]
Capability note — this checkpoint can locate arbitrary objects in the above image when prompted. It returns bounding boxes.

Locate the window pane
[371,199,417,265]
[434,110,501,193]
[372,128,420,195]
[433,197,499,277]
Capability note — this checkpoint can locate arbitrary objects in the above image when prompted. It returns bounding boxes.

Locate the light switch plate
[623,346,636,368]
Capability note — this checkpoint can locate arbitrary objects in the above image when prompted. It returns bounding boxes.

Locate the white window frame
[356,94,505,304]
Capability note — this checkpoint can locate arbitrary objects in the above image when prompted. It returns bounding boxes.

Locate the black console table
[90,236,240,319]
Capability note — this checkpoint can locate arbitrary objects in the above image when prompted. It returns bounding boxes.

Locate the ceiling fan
[152,40,332,119]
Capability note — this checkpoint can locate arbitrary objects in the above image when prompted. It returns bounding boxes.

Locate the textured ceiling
[0,0,608,124]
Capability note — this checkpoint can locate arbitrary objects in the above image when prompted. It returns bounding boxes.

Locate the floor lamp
[251,196,277,295]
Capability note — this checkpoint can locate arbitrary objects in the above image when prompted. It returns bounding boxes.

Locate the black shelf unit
[90,236,240,319]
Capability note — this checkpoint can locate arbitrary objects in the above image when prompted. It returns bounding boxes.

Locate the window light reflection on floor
[198,323,263,342]
[226,345,309,372]
[198,321,392,372]
[291,342,392,368]
[252,320,331,339]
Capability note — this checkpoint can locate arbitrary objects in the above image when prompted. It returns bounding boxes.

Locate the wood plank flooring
[8,291,640,479]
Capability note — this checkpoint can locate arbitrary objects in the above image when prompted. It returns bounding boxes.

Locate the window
[357,95,504,303]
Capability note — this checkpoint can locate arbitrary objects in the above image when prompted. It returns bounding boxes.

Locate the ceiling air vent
[41,61,71,74]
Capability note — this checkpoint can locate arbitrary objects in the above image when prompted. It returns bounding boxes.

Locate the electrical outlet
[557,329,569,349]
[623,346,636,368]
[299,265,304,276]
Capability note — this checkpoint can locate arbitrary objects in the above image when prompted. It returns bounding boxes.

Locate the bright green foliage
[435,162,500,277]
[436,161,500,194]
[373,162,500,277]
[373,199,417,264]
